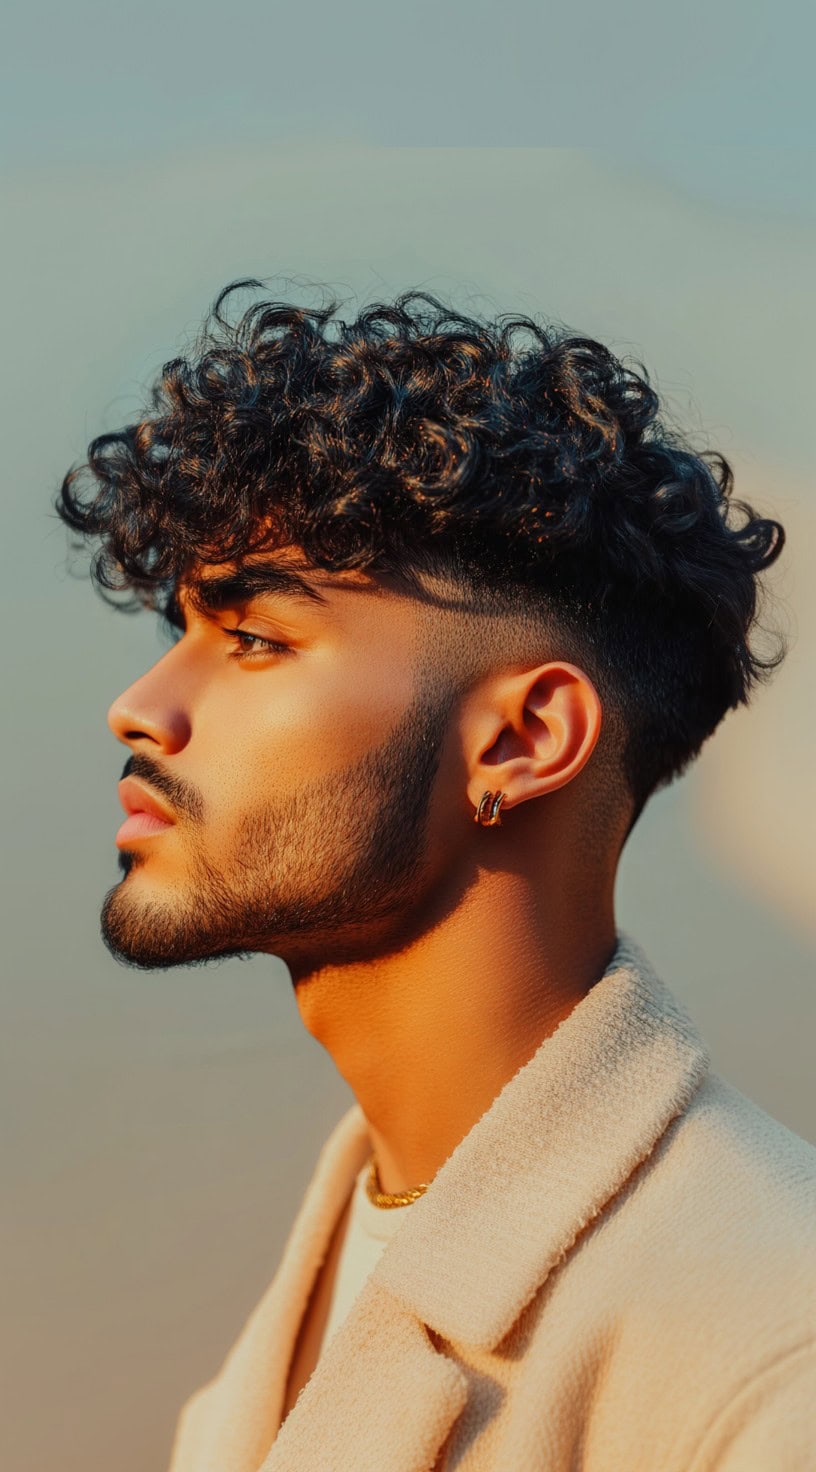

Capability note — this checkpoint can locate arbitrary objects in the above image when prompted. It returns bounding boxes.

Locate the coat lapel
[185,1103,374,1472]
[188,930,711,1472]
[257,1275,469,1472]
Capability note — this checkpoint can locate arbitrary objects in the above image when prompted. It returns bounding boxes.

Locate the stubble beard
[100,682,458,973]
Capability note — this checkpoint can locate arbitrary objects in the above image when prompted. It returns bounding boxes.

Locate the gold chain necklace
[365,1153,430,1208]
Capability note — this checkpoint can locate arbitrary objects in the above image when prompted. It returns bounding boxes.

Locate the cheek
[190,650,416,806]
[303,662,417,769]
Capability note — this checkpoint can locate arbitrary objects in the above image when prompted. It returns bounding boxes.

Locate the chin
[99,884,251,971]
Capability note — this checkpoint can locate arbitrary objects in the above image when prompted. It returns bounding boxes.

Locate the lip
[116,777,176,847]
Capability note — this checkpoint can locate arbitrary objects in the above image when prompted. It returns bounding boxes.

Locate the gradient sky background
[1,12,814,1469]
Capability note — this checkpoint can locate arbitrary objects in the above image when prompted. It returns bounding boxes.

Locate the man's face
[102,548,461,977]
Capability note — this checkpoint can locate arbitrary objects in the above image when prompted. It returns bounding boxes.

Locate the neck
[289,864,618,1197]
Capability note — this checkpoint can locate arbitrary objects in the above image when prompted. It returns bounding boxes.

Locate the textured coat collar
[220,930,711,1472]
[374,928,711,1350]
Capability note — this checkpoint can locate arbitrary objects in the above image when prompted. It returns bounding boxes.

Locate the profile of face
[102,549,463,978]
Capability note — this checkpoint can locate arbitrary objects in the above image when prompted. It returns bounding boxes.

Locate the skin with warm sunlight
[105,545,616,1198]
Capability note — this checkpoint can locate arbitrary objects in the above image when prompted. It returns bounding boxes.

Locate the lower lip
[116,812,174,845]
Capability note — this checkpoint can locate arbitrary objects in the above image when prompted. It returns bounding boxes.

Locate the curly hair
[55,277,787,831]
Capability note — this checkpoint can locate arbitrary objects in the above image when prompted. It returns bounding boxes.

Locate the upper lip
[118,778,176,824]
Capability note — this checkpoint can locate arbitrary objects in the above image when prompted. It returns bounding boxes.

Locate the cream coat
[166,932,816,1470]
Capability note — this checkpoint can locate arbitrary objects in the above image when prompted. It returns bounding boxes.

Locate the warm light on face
[100,553,457,974]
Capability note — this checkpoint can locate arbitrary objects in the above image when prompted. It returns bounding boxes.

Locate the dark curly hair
[55,277,787,833]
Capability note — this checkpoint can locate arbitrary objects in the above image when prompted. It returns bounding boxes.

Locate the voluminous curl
[55,278,787,824]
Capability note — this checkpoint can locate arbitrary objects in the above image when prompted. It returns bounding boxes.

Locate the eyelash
[222,628,291,661]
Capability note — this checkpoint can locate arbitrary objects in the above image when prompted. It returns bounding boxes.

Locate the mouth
[115,811,175,845]
[116,777,176,847]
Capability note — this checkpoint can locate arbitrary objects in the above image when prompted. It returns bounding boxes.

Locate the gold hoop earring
[474,790,506,826]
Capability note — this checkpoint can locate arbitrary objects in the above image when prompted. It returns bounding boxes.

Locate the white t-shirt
[315,1159,413,1366]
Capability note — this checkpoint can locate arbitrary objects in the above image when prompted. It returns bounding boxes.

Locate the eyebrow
[180,562,330,619]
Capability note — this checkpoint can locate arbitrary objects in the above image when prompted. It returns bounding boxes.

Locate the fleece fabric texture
[166,930,816,1471]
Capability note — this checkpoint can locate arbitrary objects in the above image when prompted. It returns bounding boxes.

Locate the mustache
[120,752,205,823]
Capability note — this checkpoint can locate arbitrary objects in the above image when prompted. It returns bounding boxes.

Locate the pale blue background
[3,0,815,160]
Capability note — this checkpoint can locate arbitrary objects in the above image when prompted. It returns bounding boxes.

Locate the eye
[222,628,292,660]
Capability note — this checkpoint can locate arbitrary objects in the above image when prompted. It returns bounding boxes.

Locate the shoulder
[613,1070,816,1297]
[585,1071,816,1407]
[662,1070,816,1231]
[526,1073,816,1465]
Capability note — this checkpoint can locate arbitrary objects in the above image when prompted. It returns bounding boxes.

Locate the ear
[465,662,602,815]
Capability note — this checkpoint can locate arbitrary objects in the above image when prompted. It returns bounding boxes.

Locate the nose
[107,649,192,754]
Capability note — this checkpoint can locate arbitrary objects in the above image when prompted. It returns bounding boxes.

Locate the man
[56,280,815,1470]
